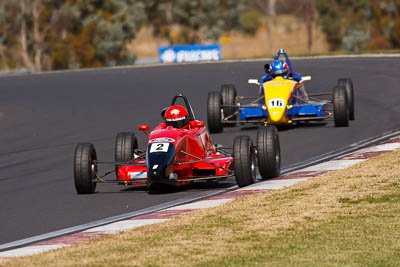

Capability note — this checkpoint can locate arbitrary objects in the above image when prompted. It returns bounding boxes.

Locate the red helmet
[164,105,190,128]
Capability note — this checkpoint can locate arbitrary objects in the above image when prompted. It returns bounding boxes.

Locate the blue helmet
[270,60,288,78]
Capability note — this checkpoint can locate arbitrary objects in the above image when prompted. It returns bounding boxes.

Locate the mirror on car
[138,125,150,131]
[190,120,205,128]
[301,76,312,82]
[248,79,260,85]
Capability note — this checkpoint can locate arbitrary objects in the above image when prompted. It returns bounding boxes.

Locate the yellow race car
[207,49,354,133]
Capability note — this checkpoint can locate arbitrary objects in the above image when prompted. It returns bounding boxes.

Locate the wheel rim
[251,146,256,180]
[275,134,281,168]
[91,147,97,185]
[91,163,96,183]
[275,151,280,166]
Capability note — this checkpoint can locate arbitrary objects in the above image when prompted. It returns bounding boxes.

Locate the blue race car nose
[147,142,176,179]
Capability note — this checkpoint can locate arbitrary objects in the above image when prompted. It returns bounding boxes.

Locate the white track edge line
[1,53,399,78]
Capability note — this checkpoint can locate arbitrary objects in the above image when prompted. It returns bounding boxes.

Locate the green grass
[203,202,400,267]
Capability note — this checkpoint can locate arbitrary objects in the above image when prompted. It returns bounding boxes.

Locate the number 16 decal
[150,143,170,153]
[268,98,285,109]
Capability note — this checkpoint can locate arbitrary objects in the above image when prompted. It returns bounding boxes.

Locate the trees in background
[316,0,400,51]
[50,0,145,69]
[368,0,400,49]
[1,0,400,72]
[0,3,10,71]
[0,0,51,72]
[315,0,372,51]
[142,0,244,45]
[0,0,144,72]
[279,0,316,53]
[245,0,399,53]
[244,0,316,54]
[239,10,262,36]
[252,0,276,55]
[1,0,243,72]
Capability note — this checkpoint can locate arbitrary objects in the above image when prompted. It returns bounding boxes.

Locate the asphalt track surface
[1,56,400,244]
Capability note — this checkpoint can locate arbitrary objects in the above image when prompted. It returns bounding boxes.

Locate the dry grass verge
[3,149,400,266]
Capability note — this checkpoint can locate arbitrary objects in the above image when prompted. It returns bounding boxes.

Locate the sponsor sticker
[159,44,221,63]
[149,137,175,143]
[150,143,170,153]
[268,83,285,86]
[130,171,147,179]
[169,109,181,116]
[166,117,185,121]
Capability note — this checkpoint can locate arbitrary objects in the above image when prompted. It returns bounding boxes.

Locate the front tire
[233,136,256,187]
[221,84,237,125]
[207,91,223,133]
[257,125,281,179]
[115,132,138,178]
[338,78,354,120]
[333,85,349,127]
[74,143,97,194]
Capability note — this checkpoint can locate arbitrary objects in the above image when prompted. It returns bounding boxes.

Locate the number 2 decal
[150,143,169,153]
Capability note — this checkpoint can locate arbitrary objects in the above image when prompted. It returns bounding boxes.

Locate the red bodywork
[118,120,234,187]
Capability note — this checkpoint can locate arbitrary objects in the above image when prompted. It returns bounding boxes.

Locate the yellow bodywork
[263,77,299,125]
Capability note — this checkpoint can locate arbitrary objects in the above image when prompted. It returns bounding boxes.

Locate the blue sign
[158,44,222,63]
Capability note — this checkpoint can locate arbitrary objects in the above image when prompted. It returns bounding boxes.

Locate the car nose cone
[269,110,284,122]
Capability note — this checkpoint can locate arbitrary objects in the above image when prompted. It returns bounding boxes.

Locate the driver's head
[164,105,190,128]
[270,60,288,78]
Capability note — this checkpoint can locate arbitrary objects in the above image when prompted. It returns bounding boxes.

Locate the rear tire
[338,78,354,120]
[221,84,237,125]
[207,91,223,133]
[115,132,138,178]
[333,85,349,127]
[233,136,256,187]
[257,125,281,179]
[74,143,97,194]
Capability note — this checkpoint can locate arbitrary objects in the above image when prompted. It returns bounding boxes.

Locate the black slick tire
[233,135,256,187]
[220,84,237,125]
[74,143,97,194]
[256,125,281,179]
[115,132,138,178]
[338,78,355,120]
[207,91,223,133]
[333,85,349,127]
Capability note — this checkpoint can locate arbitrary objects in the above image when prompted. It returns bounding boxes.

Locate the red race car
[73,94,281,193]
